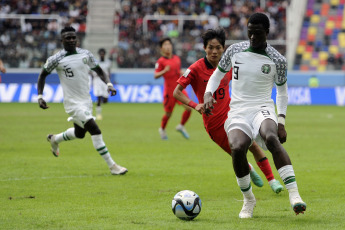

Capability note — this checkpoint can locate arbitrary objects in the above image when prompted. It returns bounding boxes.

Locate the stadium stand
[0,0,88,68]
[294,0,345,71]
[115,0,288,68]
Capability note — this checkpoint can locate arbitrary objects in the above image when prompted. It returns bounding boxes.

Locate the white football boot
[110,164,128,175]
[158,128,168,140]
[47,134,59,157]
[239,197,256,218]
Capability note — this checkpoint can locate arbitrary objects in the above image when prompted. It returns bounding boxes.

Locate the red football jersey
[155,55,181,95]
[177,57,232,131]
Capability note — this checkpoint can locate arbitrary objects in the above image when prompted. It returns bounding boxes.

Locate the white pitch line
[0,174,110,182]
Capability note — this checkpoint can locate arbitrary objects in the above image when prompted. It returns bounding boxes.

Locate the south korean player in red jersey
[154,37,192,140]
[173,27,283,193]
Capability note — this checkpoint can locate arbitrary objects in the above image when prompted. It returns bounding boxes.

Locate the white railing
[0,14,62,31]
[143,15,219,34]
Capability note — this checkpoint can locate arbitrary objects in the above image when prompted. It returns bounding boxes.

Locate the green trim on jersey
[245,47,270,59]
[43,67,51,74]
[91,64,100,71]
[276,80,287,86]
[65,51,78,56]
[217,65,228,73]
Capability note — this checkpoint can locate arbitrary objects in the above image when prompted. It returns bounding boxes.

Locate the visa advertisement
[1,83,345,106]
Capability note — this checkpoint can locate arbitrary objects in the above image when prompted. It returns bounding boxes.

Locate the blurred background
[1,0,345,105]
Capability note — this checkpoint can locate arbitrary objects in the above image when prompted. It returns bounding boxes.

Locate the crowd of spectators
[114,0,288,68]
[0,0,88,68]
[0,0,288,69]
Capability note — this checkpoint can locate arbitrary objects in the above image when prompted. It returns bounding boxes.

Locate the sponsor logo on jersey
[83,57,88,64]
[261,64,271,74]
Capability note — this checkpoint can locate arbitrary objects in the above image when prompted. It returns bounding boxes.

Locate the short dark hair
[98,48,106,54]
[201,27,226,48]
[159,37,172,47]
[61,26,76,35]
[248,13,270,30]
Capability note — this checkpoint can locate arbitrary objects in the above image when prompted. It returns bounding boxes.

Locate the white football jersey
[218,41,287,110]
[44,48,98,112]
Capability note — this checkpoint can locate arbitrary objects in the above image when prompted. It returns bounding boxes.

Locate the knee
[230,141,248,157]
[265,133,280,149]
[89,126,101,135]
[75,131,86,139]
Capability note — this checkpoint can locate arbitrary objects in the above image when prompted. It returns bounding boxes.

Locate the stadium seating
[0,0,88,68]
[115,0,288,68]
[294,0,345,71]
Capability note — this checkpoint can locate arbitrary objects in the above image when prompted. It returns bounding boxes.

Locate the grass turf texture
[0,103,344,229]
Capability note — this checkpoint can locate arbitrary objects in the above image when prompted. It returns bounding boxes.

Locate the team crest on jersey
[261,64,271,74]
[82,57,88,64]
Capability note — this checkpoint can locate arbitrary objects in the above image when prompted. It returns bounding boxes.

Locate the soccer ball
[171,190,202,220]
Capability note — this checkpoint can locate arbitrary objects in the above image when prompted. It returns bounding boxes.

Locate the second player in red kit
[154,37,192,140]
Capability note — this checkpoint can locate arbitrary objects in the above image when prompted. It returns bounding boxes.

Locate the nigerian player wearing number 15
[204,13,306,218]
[37,26,127,175]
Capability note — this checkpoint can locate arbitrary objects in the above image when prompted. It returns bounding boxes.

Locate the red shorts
[206,124,231,155]
[163,89,189,113]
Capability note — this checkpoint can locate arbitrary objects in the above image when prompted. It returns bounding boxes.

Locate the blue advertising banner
[1,83,345,106]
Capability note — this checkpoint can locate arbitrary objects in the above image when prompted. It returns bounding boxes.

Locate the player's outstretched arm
[203,92,216,116]
[276,83,288,143]
[173,84,204,114]
[37,69,50,109]
[93,65,116,96]
[154,65,170,79]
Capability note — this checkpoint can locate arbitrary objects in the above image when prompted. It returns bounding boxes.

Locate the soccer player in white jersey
[204,13,306,218]
[37,26,127,175]
[91,48,111,120]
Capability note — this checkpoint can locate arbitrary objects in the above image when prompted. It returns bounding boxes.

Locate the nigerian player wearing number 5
[173,27,283,193]
[37,26,127,175]
[204,13,306,218]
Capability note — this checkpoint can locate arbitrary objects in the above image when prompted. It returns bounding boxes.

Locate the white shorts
[67,105,94,129]
[224,106,278,150]
[93,77,109,98]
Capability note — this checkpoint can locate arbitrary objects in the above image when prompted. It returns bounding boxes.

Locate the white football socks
[236,174,254,200]
[278,165,298,190]
[91,134,115,168]
[54,128,76,143]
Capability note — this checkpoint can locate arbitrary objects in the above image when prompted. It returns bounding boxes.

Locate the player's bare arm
[173,84,204,114]
[93,66,116,96]
[154,65,170,79]
[203,92,216,116]
[277,114,287,143]
[37,69,50,109]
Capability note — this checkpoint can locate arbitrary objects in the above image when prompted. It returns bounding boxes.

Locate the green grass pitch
[0,103,344,229]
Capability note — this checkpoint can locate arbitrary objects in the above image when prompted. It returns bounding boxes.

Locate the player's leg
[260,118,306,214]
[96,96,103,120]
[208,126,263,188]
[47,126,79,157]
[176,90,191,139]
[249,142,284,193]
[159,94,173,140]
[228,129,256,218]
[84,119,127,175]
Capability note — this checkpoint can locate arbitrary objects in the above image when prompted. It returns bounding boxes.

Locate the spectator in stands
[0,58,6,83]
[115,0,288,68]
[0,0,88,68]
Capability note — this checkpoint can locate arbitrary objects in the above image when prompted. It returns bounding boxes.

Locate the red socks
[257,157,275,182]
[181,110,191,125]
